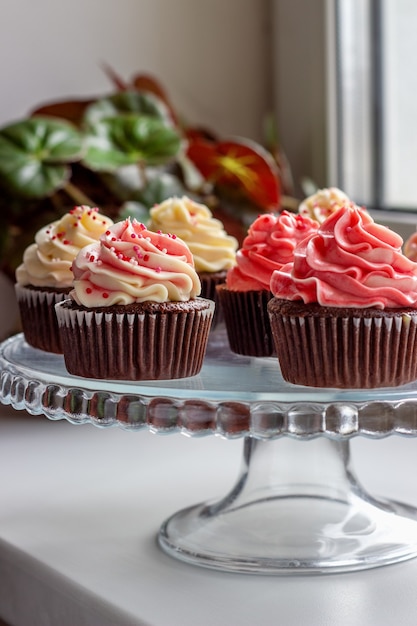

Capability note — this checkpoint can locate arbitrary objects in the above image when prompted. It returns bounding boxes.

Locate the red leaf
[30,98,94,125]
[100,61,129,91]
[187,137,281,211]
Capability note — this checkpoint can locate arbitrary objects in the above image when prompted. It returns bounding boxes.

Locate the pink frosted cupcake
[55,218,214,380]
[15,205,113,353]
[216,211,318,356]
[268,204,417,388]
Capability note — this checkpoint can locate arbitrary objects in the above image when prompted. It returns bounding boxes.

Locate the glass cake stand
[2,329,417,575]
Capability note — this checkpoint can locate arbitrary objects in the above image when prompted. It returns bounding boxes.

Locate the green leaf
[135,170,186,207]
[83,90,174,127]
[0,116,84,198]
[82,115,182,172]
[117,201,150,222]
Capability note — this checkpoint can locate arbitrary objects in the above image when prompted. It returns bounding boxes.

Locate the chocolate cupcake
[268,204,417,388]
[216,211,319,356]
[147,195,237,326]
[55,218,214,380]
[15,205,113,353]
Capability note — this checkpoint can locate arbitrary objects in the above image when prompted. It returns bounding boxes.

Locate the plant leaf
[83,90,174,128]
[82,115,182,172]
[0,116,84,198]
[186,136,281,211]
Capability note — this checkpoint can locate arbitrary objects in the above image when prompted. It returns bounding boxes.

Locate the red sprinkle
[103,293,109,299]
[86,287,92,294]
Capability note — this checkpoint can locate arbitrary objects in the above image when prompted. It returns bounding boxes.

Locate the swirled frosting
[148,196,238,272]
[15,206,114,288]
[270,205,417,308]
[226,211,318,291]
[71,218,201,306]
[298,187,357,224]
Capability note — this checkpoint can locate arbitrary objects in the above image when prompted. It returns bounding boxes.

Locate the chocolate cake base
[55,297,215,380]
[268,298,417,389]
[216,284,274,357]
[15,284,71,354]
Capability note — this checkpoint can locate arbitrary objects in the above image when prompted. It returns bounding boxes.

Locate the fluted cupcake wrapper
[198,271,227,328]
[55,299,215,380]
[15,284,70,354]
[268,305,417,388]
[216,285,274,357]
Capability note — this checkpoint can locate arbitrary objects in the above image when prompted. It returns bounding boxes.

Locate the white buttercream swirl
[15,206,114,288]
[148,196,238,272]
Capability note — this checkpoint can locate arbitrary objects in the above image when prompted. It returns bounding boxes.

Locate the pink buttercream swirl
[270,205,417,308]
[71,218,201,306]
[226,211,318,291]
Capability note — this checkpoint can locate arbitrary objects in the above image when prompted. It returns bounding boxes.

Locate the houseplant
[0,69,291,281]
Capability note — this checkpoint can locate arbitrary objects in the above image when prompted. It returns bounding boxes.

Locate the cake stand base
[158,437,417,574]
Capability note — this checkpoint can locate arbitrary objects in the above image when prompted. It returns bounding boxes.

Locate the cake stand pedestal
[2,331,417,575]
[160,436,417,574]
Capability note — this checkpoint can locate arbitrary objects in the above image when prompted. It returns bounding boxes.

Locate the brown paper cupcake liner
[15,284,70,353]
[268,300,417,388]
[198,270,227,328]
[216,285,274,356]
[55,298,214,380]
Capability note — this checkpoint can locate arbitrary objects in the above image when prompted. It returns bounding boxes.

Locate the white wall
[271,0,328,194]
[0,0,271,141]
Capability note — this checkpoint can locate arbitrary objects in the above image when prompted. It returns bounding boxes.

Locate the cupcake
[216,211,319,356]
[298,186,358,224]
[15,205,113,353]
[147,195,238,325]
[55,218,214,380]
[268,204,417,388]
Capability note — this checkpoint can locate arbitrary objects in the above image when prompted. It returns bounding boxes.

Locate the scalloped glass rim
[2,332,417,439]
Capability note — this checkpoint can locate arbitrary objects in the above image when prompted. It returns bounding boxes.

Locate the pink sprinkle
[155,266,161,273]
[131,233,136,238]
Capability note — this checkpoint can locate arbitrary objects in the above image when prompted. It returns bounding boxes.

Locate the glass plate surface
[1,330,417,438]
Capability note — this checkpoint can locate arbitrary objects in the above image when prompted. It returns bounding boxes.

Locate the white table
[1,403,417,626]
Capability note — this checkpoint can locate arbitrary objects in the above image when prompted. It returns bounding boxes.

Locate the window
[335,0,417,212]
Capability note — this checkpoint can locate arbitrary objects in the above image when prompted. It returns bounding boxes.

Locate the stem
[63,181,96,207]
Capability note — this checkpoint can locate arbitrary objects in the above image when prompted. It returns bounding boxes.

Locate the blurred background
[0,0,327,196]
[1,0,417,333]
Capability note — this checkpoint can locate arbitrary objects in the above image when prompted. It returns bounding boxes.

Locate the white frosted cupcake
[15,205,113,353]
[148,195,238,325]
[298,186,358,224]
